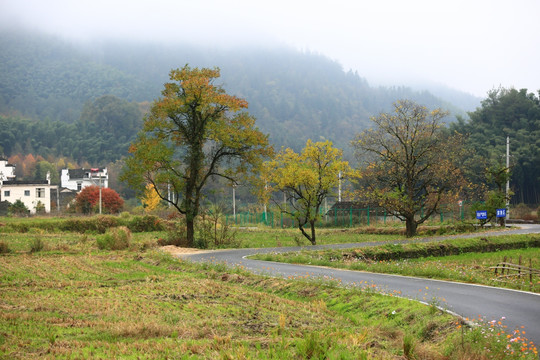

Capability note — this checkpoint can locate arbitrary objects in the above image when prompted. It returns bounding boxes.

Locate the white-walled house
[0,158,16,181]
[0,178,54,214]
[61,168,108,192]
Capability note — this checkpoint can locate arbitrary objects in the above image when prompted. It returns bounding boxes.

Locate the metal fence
[225,204,474,228]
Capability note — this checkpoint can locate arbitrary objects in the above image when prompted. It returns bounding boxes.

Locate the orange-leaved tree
[122,65,271,247]
[352,100,467,237]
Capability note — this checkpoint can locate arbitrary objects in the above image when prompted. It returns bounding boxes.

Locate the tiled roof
[67,168,105,179]
[2,180,50,185]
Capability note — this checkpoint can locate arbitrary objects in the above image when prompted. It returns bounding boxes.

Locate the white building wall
[61,168,108,191]
[0,160,16,181]
[2,184,53,214]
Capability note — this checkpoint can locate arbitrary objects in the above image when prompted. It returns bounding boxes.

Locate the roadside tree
[352,100,467,237]
[260,140,351,245]
[74,185,124,214]
[141,183,162,213]
[122,65,270,247]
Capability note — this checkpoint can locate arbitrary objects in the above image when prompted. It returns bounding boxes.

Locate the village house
[0,173,55,214]
[60,168,108,192]
[0,157,16,182]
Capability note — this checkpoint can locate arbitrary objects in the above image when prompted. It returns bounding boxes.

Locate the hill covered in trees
[0,27,479,163]
[1,28,538,206]
[451,88,540,205]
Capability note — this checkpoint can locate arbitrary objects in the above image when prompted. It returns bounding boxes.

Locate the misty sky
[2,0,539,97]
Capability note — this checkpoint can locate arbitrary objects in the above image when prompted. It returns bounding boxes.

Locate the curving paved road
[181,225,540,345]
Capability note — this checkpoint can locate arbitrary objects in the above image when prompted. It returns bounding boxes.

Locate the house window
[3,190,9,197]
[36,188,45,198]
[77,182,82,191]
[24,190,30,196]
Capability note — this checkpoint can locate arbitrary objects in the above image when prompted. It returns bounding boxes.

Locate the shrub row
[0,215,166,234]
[125,215,165,233]
[341,236,540,262]
[58,216,120,234]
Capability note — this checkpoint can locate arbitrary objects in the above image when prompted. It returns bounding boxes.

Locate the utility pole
[91,168,102,214]
[506,136,510,220]
[338,171,342,202]
[99,171,102,215]
[232,183,236,218]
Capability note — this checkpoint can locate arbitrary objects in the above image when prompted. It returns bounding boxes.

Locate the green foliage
[403,333,417,359]
[122,65,270,247]
[261,140,351,245]
[0,28,473,166]
[126,215,165,233]
[470,191,507,226]
[451,88,540,204]
[295,332,331,359]
[29,237,45,253]
[96,226,131,250]
[0,241,11,254]
[197,204,240,249]
[59,215,119,234]
[160,220,189,247]
[33,161,60,184]
[8,199,29,216]
[34,201,46,214]
[260,235,540,263]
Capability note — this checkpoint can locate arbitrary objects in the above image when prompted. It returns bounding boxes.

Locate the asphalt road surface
[181,224,540,345]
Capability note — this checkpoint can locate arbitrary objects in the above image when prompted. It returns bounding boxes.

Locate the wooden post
[530,258,533,291]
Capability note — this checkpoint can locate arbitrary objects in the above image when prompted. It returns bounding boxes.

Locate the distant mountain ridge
[0,27,481,157]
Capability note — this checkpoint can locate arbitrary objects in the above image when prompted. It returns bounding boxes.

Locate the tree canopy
[450,88,540,204]
[261,140,351,244]
[353,100,467,237]
[74,186,124,214]
[122,65,270,247]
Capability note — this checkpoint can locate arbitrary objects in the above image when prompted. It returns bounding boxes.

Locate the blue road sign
[476,210,488,220]
[496,208,507,218]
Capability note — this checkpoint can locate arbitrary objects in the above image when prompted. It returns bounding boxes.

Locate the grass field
[1,216,538,358]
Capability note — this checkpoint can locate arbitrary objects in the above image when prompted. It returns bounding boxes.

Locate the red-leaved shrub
[74,186,124,214]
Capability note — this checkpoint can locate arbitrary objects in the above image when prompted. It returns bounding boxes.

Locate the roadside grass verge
[234,227,402,248]
[1,231,537,358]
[251,234,540,293]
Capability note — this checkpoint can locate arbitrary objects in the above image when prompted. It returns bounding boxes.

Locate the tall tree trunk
[186,215,195,247]
[405,216,418,238]
[310,220,317,245]
[299,223,316,245]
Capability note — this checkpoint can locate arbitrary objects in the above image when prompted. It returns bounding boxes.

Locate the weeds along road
[181,224,540,346]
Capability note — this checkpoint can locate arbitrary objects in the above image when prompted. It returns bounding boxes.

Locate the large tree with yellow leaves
[261,140,351,245]
[122,65,270,247]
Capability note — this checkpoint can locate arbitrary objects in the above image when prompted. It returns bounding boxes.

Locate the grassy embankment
[0,216,538,358]
[251,234,540,293]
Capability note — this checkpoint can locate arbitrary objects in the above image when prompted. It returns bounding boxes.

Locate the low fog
[2,0,539,97]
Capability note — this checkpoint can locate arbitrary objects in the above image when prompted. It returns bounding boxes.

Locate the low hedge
[340,236,540,262]
[58,216,119,234]
[125,215,165,233]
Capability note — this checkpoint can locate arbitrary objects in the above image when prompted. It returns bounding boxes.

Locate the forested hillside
[0,27,476,164]
[1,28,538,206]
[451,88,540,205]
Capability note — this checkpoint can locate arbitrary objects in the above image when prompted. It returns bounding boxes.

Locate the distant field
[0,216,538,358]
